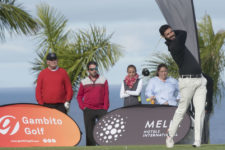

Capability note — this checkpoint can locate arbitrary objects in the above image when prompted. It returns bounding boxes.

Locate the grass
[0,144,225,150]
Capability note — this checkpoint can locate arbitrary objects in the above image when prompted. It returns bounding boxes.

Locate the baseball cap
[46,53,57,61]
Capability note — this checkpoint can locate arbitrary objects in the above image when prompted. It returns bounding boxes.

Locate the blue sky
[0,0,225,88]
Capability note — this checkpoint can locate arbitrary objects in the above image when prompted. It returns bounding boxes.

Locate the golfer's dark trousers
[43,103,67,114]
[83,108,107,146]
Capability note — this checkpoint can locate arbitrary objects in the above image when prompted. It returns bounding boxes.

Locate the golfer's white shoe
[166,135,174,148]
[192,141,201,147]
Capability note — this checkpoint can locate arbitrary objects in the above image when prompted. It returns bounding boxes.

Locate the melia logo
[94,105,191,145]
[95,113,127,144]
[0,115,20,135]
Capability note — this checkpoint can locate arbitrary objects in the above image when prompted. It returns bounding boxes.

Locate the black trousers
[43,103,67,114]
[83,108,107,146]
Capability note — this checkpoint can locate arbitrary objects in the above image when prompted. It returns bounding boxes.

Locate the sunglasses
[89,67,98,71]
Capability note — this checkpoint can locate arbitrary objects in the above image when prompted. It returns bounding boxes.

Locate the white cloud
[0,44,27,53]
[21,0,160,22]
[68,20,165,53]
[0,32,36,63]
[0,62,35,88]
[1,0,224,87]
[116,35,146,52]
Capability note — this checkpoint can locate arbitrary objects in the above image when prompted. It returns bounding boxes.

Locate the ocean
[0,85,225,146]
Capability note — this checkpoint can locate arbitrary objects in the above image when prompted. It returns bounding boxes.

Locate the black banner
[93,105,191,145]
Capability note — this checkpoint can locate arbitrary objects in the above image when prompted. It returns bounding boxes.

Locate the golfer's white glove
[64,102,70,111]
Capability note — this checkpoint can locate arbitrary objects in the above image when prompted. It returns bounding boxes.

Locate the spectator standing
[77,61,109,146]
[36,52,73,114]
[120,65,142,107]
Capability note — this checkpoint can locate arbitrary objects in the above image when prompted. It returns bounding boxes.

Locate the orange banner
[0,104,81,147]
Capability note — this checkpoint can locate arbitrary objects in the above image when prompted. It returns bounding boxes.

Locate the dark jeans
[83,108,107,146]
[43,103,67,114]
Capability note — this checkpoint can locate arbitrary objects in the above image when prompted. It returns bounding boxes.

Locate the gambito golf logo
[0,104,81,147]
[0,115,20,135]
[95,113,127,144]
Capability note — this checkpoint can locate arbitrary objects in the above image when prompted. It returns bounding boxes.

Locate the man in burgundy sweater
[77,61,109,146]
[36,53,73,114]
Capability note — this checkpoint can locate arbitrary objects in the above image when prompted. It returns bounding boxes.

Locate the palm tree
[32,3,70,71]
[0,0,38,41]
[198,15,225,101]
[144,14,225,103]
[32,4,123,90]
[59,26,123,89]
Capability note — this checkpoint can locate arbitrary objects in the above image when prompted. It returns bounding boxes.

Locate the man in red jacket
[77,61,109,146]
[36,53,73,114]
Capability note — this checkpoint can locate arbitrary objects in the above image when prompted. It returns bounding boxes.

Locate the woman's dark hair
[127,64,136,72]
[87,61,98,69]
[156,63,168,76]
[159,24,171,36]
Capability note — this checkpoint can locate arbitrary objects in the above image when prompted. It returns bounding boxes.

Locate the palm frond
[62,25,123,86]
[0,0,38,41]
[144,53,179,78]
